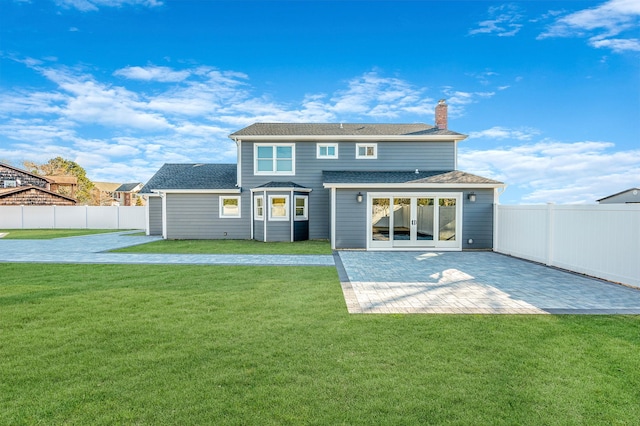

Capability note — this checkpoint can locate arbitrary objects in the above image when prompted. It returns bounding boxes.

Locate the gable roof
[0,161,53,183]
[323,170,504,186]
[596,187,640,202]
[140,163,237,193]
[93,182,121,192]
[230,123,466,139]
[115,182,143,192]
[0,185,77,203]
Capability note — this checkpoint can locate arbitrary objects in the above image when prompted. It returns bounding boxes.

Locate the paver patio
[335,251,640,314]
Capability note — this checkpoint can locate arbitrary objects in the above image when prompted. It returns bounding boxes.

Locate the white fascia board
[231,134,467,142]
[322,183,506,189]
[250,187,312,193]
[153,189,241,194]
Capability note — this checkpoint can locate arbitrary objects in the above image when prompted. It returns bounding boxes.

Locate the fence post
[546,203,554,266]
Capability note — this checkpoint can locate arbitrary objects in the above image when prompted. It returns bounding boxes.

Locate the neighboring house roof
[0,185,77,203]
[0,161,53,183]
[115,182,143,192]
[44,175,78,185]
[596,188,640,203]
[230,123,465,138]
[140,163,237,193]
[93,182,122,192]
[323,170,504,186]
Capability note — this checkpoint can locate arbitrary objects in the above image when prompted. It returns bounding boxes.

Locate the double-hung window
[316,143,338,159]
[294,196,308,220]
[255,143,295,175]
[269,195,289,221]
[219,196,241,218]
[254,195,264,220]
[356,143,377,159]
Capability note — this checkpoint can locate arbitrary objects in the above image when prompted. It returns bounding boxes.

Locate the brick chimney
[435,99,447,130]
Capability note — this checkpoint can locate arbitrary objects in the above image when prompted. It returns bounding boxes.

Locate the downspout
[330,187,336,250]
[290,189,294,242]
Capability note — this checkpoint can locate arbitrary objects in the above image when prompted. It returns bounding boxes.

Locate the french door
[368,193,461,250]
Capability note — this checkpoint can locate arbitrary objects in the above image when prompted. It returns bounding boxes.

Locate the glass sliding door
[368,193,461,250]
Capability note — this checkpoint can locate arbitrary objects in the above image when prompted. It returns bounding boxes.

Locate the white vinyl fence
[0,205,146,230]
[495,204,640,288]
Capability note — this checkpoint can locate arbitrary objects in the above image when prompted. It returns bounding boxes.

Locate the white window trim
[254,143,295,176]
[3,180,17,188]
[316,143,339,159]
[294,195,308,221]
[356,143,378,159]
[254,195,264,221]
[219,196,241,218]
[268,195,289,221]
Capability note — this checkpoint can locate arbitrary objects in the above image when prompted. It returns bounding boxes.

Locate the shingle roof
[254,181,308,189]
[0,185,77,202]
[322,170,503,185]
[115,182,142,192]
[230,123,464,137]
[596,187,640,202]
[140,164,237,193]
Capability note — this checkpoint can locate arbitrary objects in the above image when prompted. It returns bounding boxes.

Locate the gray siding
[462,189,494,249]
[254,219,264,241]
[241,140,457,240]
[334,188,495,249]
[164,193,250,240]
[599,190,640,204]
[147,196,163,236]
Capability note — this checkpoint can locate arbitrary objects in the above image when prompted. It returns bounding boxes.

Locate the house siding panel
[164,193,249,240]
[147,196,163,236]
[241,140,457,240]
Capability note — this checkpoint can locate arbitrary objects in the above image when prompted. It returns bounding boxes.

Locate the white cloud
[114,65,191,82]
[459,140,640,204]
[538,0,640,52]
[469,126,541,141]
[55,0,162,12]
[469,4,524,37]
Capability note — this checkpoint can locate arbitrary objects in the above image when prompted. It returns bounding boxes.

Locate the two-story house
[141,100,505,250]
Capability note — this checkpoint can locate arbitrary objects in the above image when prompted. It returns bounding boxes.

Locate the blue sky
[1,0,638,204]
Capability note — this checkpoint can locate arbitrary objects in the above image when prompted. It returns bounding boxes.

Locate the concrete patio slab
[336,251,640,314]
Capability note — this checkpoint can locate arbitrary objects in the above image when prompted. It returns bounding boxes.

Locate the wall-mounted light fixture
[467,192,476,203]
[356,192,363,203]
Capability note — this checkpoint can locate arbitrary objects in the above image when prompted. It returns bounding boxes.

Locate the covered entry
[367,192,462,250]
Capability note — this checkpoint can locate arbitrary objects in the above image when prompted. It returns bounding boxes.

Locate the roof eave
[152,188,240,194]
[322,182,505,189]
[230,134,467,142]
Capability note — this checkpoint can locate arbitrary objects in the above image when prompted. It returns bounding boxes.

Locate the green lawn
[0,229,121,239]
[113,238,333,255]
[1,264,638,424]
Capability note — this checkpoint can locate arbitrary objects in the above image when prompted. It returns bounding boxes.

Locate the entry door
[368,194,461,250]
[392,197,435,247]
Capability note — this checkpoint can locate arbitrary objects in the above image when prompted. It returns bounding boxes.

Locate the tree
[24,157,95,204]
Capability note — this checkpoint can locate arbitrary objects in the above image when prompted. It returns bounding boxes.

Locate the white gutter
[152,189,241,194]
[250,187,312,193]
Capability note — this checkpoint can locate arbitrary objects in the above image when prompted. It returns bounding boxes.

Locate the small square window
[317,143,338,159]
[356,143,377,159]
[219,196,241,218]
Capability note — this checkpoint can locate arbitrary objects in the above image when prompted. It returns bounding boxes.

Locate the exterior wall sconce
[467,192,476,203]
[356,192,363,203]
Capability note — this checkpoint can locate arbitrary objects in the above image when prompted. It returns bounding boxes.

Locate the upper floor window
[316,143,338,159]
[3,180,17,188]
[219,196,241,218]
[356,143,377,159]
[255,143,295,175]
